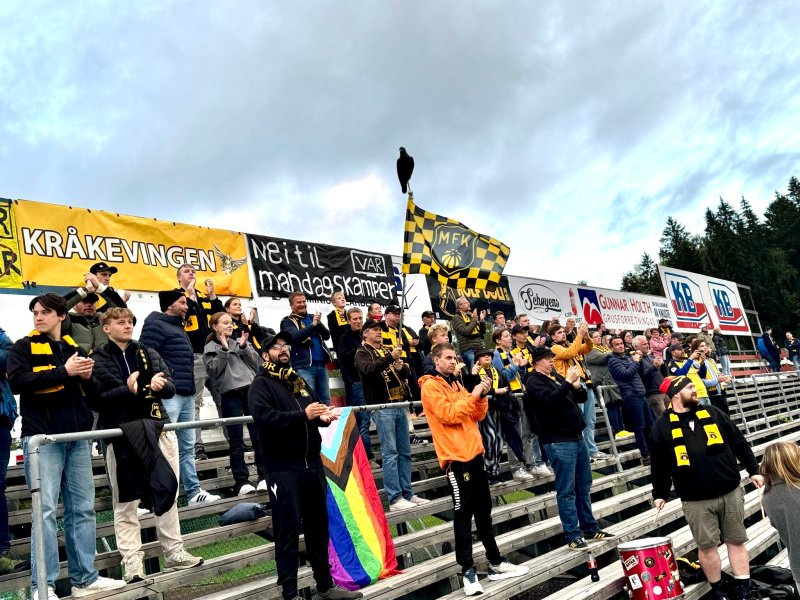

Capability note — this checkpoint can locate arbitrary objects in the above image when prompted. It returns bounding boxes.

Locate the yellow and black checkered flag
[402,197,510,291]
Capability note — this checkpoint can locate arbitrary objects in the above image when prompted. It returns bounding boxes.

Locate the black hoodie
[247,363,329,472]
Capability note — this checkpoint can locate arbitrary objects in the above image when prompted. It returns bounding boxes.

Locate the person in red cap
[650,376,763,600]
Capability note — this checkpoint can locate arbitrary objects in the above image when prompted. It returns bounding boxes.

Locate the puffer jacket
[204,337,259,395]
[139,311,195,396]
[607,352,647,403]
[90,340,175,430]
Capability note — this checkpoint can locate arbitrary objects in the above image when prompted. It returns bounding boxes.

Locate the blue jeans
[0,428,10,552]
[374,408,412,504]
[719,354,732,376]
[791,356,800,372]
[347,383,373,459]
[622,396,653,459]
[461,349,476,373]
[23,437,99,590]
[607,402,624,433]
[581,388,598,455]
[544,440,598,543]
[162,393,201,499]
[296,363,331,405]
[221,388,265,486]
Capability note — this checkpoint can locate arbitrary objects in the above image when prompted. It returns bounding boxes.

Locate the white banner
[507,276,670,331]
[657,265,751,334]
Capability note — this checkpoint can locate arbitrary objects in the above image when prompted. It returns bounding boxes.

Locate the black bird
[397,147,414,194]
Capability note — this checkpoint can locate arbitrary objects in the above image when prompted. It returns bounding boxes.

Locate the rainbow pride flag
[320,407,400,589]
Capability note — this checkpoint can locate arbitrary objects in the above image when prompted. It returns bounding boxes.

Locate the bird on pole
[397,147,414,195]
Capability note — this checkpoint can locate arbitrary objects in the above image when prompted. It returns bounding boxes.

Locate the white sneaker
[530,465,552,477]
[591,451,611,461]
[72,576,126,597]
[488,560,529,580]
[389,498,417,511]
[123,552,145,583]
[136,506,151,517]
[165,547,204,570]
[409,495,430,505]
[512,467,534,481]
[462,567,483,596]
[188,489,221,505]
[32,588,58,600]
[237,483,256,496]
[256,479,268,492]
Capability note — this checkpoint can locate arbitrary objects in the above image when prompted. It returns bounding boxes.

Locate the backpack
[750,566,799,600]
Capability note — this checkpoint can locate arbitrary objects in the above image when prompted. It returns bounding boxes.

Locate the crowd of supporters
[2,262,797,599]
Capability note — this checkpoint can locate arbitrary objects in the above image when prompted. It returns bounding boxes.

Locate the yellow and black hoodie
[7,331,95,437]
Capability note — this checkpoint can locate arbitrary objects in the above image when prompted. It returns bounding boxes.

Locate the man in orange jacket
[420,343,528,596]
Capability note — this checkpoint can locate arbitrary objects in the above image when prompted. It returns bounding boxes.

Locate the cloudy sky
[2,1,799,289]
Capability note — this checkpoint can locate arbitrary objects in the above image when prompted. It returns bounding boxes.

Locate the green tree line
[621,176,800,337]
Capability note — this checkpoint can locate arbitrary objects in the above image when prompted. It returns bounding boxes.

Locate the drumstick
[651,505,662,525]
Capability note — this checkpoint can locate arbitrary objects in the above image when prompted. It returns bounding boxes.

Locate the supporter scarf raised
[183,289,214,333]
[668,408,724,467]
[28,331,82,394]
[134,345,162,420]
[334,310,347,327]
[496,350,523,391]
[261,360,311,397]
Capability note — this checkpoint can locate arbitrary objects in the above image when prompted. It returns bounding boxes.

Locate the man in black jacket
[93,307,203,583]
[174,263,224,459]
[525,346,613,551]
[140,290,220,505]
[8,293,125,598]
[651,376,764,600]
[337,308,375,463]
[355,319,429,511]
[248,331,361,600]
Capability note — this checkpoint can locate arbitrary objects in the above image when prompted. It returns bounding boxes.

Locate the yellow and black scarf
[365,344,406,401]
[28,331,82,395]
[460,312,481,337]
[333,309,347,327]
[496,350,523,391]
[477,366,500,390]
[510,345,534,375]
[183,290,214,333]
[668,408,724,467]
[381,325,417,357]
[261,360,311,397]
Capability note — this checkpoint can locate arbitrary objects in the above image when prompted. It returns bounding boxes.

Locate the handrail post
[595,385,623,473]
[28,433,50,600]
[729,378,750,434]
[750,374,770,426]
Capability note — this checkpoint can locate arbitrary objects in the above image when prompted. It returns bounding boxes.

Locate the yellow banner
[13,199,252,296]
[0,199,24,289]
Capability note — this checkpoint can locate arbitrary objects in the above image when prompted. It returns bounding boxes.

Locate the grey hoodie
[203,338,260,395]
[762,479,800,590]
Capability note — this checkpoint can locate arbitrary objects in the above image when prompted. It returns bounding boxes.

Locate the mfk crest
[431,224,476,278]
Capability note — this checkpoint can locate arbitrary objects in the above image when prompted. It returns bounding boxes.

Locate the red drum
[617,537,684,599]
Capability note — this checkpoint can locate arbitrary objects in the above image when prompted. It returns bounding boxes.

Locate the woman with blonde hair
[760,441,800,589]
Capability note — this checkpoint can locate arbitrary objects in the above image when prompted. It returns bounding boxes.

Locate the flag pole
[399,191,412,334]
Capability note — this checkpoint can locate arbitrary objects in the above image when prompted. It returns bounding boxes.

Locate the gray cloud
[2,1,800,288]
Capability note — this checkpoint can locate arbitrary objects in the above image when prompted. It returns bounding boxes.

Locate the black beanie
[159,290,184,312]
[659,375,693,398]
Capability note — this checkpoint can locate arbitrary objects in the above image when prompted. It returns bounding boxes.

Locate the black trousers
[446,454,503,572]
[268,468,334,600]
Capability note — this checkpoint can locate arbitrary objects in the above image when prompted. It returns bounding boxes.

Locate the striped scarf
[27,331,82,395]
[261,360,311,397]
[668,407,724,467]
